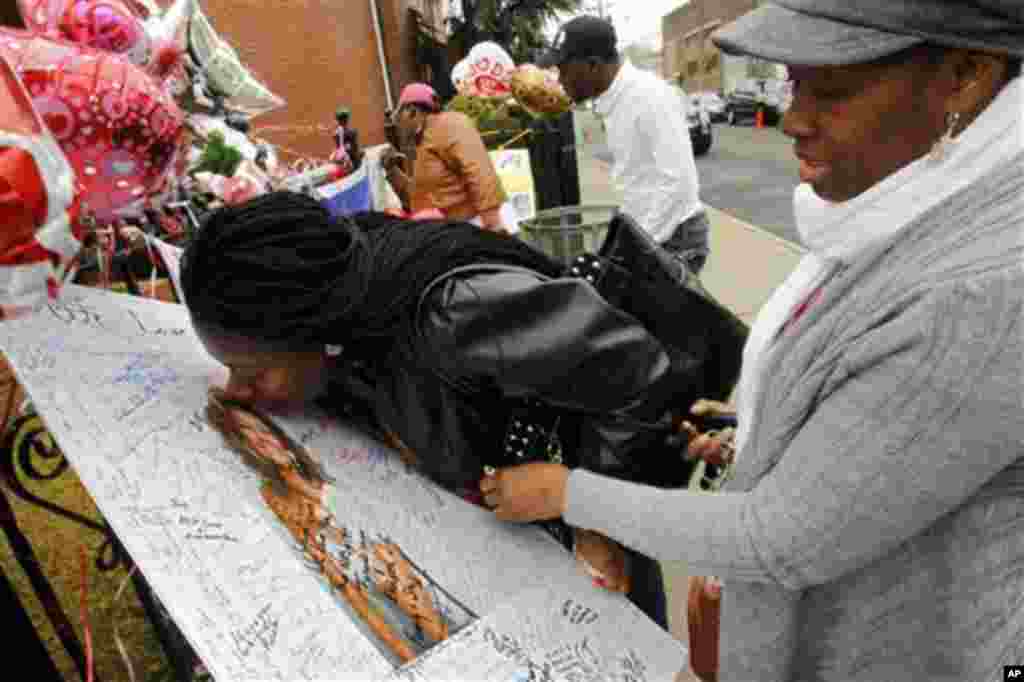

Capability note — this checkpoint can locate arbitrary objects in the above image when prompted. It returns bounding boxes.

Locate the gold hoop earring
[928,110,961,165]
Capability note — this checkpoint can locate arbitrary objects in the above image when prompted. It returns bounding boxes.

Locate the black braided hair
[181,191,563,361]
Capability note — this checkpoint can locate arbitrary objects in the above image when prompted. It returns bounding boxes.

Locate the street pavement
[574,114,806,656]
[697,123,802,245]
[575,121,806,327]
[578,110,802,245]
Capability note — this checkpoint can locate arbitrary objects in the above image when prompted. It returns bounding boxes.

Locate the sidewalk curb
[705,205,808,256]
[585,148,806,254]
[586,150,807,257]
[581,147,802,256]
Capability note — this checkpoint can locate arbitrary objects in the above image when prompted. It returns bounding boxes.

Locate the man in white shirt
[541,16,710,273]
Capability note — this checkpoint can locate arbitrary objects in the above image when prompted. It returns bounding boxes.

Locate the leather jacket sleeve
[420,268,682,484]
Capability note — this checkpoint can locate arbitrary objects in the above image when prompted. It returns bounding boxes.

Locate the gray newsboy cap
[712,0,1024,66]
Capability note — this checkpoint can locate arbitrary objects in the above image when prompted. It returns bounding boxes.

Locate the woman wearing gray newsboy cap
[481,2,1024,680]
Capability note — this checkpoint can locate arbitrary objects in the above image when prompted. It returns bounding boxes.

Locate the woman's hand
[478,207,508,234]
[380,146,406,171]
[480,463,569,522]
[574,528,631,594]
[685,427,736,468]
[690,399,735,420]
[679,400,737,467]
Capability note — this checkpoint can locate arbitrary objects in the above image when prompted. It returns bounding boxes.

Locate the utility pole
[699,0,706,91]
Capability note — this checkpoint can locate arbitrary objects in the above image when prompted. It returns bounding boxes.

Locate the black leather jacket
[327,265,693,495]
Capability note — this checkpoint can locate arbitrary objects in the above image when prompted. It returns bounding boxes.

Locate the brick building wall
[662,0,758,93]
[202,0,445,161]
[376,0,444,113]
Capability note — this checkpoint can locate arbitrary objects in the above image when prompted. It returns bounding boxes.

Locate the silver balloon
[187,3,285,117]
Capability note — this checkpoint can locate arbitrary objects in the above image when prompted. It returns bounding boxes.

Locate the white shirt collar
[594,59,635,117]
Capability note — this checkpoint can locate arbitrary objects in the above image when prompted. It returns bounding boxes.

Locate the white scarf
[734,76,1023,458]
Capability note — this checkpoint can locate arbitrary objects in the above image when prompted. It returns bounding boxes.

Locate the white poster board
[387,584,671,681]
[0,287,686,680]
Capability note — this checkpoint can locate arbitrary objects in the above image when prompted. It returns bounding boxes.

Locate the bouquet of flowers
[510,64,572,116]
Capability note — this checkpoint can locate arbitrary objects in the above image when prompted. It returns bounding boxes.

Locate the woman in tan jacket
[384,83,507,232]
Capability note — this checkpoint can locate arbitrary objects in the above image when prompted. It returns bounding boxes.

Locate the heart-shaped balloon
[0,50,81,309]
[18,0,193,78]
[16,0,66,34]
[57,0,150,63]
[0,29,185,224]
[20,0,285,116]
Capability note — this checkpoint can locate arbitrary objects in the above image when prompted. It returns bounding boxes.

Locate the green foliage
[446,93,560,150]
[445,93,572,151]
[190,131,244,178]
[449,0,583,64]
[446,94,525,149]
[447,93,526,125]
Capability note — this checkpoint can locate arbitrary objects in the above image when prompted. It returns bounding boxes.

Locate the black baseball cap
[538,16,618,68]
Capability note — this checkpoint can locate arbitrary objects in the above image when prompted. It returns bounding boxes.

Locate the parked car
[723,89,781,126]
[683,94,713,156]
[692,92,726,122]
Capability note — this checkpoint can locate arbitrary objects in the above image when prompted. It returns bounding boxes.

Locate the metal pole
[369,0,395,112]
[700,0,705,91]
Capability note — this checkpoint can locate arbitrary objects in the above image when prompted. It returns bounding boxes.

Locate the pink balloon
[18,0,193,78]
[0,29,185,223]
[17,0,68,35]
[59,0,149,61]
[0,48,82,309]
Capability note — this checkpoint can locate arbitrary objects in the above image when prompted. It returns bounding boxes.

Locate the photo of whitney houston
[206,390,476,666]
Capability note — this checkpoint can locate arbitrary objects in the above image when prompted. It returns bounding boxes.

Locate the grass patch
[1,364,173,681]
[1,463,174,681]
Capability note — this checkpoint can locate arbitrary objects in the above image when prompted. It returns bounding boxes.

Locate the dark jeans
[627,550,669,631]
[662,210,711,275]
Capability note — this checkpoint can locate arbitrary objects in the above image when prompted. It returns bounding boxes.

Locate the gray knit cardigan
[565,152,1024,681]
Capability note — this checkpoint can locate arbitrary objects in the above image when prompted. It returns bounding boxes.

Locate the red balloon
[0,47,81,309]
[18,0,189,78]
[16,0,64,34]
[58,0,148,61]
[0,29,184,223]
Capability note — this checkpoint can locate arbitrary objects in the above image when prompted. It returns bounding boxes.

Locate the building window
[748,57,778,79]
